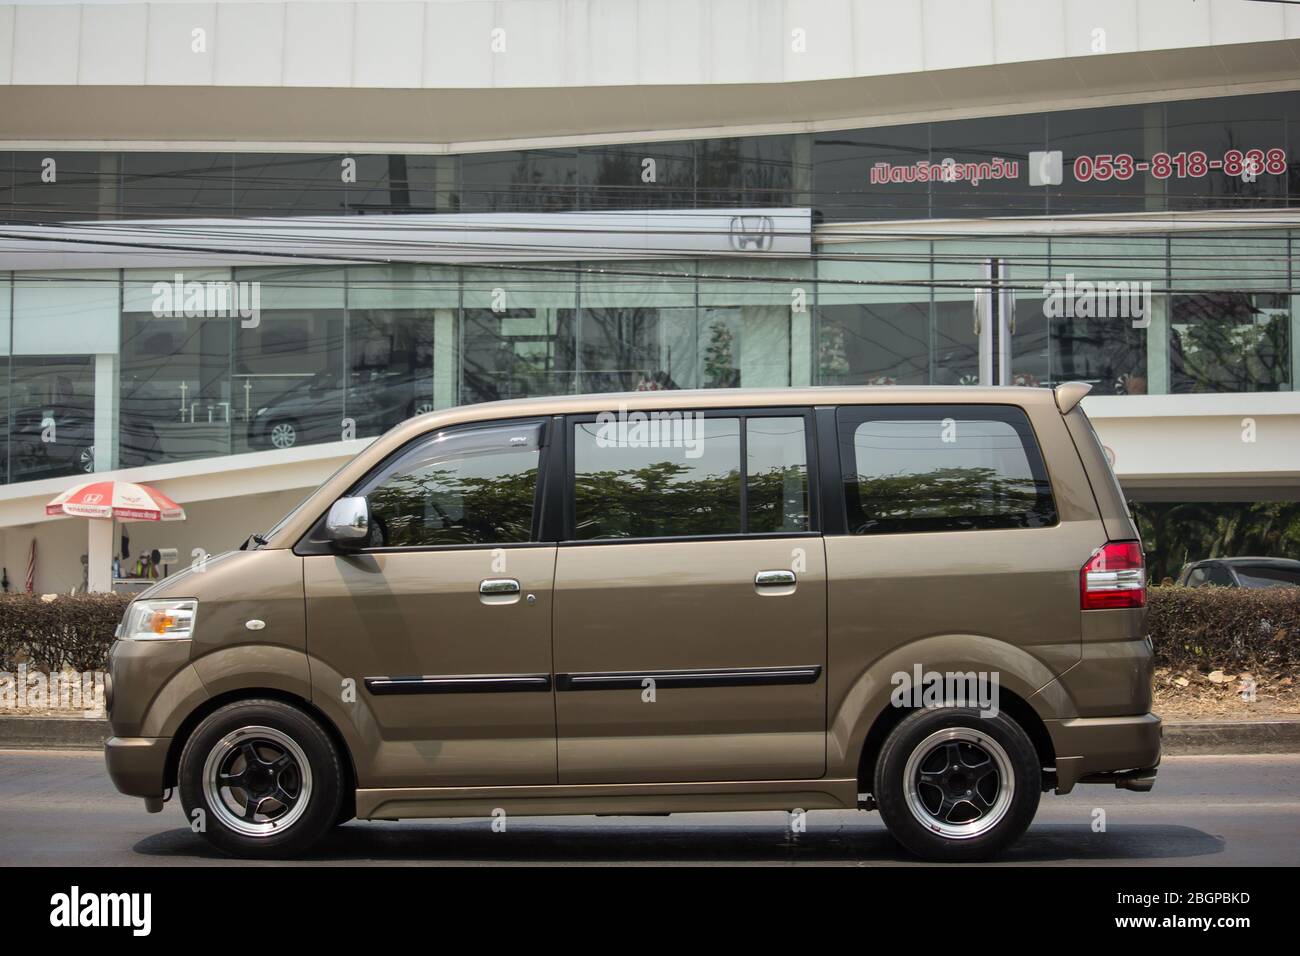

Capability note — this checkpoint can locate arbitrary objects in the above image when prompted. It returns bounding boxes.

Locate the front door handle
[754,569,797,595]
[480,578,521,605]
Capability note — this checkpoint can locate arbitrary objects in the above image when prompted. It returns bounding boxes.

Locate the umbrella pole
[87,518,113,593]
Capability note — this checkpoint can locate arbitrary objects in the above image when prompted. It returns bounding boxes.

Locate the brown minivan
[105,383,1160,861]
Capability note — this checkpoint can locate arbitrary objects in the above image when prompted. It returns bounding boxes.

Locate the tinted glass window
[572,415,741,539]
[1203,564,1235,587]
[746,417,809,533]
[360,422,542,547]
[814,123,930,221]
[839,405,1056,534]
[1232,565,1300,589]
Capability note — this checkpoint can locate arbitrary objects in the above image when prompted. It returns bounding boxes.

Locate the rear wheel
[179,699,343,858]
[873,707,1041,862]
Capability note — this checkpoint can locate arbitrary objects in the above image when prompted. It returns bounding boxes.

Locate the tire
[334,789,357,828]
[873,707,1041,862]
[178,699,344,858]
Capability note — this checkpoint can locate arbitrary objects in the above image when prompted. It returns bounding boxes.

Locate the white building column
[1145,294,1169,395]
[434,310,456,408]
[93,352,119,472]
[86,517,113,592]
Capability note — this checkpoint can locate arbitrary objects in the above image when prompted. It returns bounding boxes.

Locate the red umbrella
[46,480,186,522]
[46,481,186,593]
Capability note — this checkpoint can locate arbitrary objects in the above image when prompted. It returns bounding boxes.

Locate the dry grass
[1154,666,1299,720]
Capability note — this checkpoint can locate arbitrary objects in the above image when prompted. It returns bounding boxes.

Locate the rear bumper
[104,735,171,799]
[1046,713,1162,794]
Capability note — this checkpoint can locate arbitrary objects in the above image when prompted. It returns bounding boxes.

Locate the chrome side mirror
[325,496,370,545]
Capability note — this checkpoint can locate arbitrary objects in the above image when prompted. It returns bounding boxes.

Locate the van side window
[838,405,1057,535]
[569,412,812,540]
[359,422,542,547]
[571,416,741,539]
[746,416,810,533]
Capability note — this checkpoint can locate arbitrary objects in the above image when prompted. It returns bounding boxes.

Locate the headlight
[119,600,198,641]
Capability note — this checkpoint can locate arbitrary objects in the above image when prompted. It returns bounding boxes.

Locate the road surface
[1,750,1296,865]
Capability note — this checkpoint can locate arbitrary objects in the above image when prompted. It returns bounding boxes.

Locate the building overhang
[2,40,1299,153]
[1084,393,1300,502]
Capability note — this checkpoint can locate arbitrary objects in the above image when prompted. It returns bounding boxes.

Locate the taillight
[1081,541,1146,610]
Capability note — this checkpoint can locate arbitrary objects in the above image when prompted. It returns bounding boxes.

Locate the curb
[0,716,110,750]
[1162,719,1300,755]
[2,716,1299,755]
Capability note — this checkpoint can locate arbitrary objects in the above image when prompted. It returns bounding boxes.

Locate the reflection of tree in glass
[748,465,809,533]
[369,466,537,546]
[1172,294,1289,393]
[848,466,1054,533]
[704,321,740,388]
[574,461,741,538]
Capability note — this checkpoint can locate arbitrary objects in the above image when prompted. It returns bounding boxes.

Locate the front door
[303,419,557,788]
[552,409,827,784]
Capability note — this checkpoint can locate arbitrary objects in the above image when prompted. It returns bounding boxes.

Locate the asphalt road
[0,750,1297,866]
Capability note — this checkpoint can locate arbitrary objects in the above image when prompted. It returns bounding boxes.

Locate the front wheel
[178,699,344,858]
[873,707,1041,862]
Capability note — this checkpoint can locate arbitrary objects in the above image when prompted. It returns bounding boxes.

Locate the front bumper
[104,735,171,799]
[1046,712,1162,794]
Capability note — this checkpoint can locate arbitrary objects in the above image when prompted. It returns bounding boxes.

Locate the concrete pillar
[1146,293,1170,395]
[93,352,119,472]
[434,309,456,408]
[87,518,113,593]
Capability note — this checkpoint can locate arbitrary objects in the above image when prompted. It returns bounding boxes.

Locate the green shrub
[0,593,130,672]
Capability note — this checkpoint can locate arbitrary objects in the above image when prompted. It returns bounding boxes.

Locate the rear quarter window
[838,404,1057,535]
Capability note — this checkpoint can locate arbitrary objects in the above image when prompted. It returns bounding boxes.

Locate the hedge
[0,586,1296,674]
[0,593,131,672]
[1145,585,1300,672]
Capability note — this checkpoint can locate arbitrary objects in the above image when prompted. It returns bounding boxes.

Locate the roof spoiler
[1054,381,1092,414]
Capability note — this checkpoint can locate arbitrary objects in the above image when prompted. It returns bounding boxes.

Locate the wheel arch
[828,633,1073,787]
[855,686,1057,794]
[163,687,357,799]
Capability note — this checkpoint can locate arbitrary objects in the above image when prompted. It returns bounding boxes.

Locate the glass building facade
[1,90,1298,484]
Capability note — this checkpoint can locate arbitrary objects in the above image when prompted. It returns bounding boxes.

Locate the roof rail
[1054,381,1092,414]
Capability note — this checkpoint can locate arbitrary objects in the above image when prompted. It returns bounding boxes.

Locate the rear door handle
[480,578,521,605]
[754,569,797,594]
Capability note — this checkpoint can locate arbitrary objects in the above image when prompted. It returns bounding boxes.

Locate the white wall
[0,0,1293,90]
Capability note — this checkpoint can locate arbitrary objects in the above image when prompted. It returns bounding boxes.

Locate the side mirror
[325,496,370,546]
